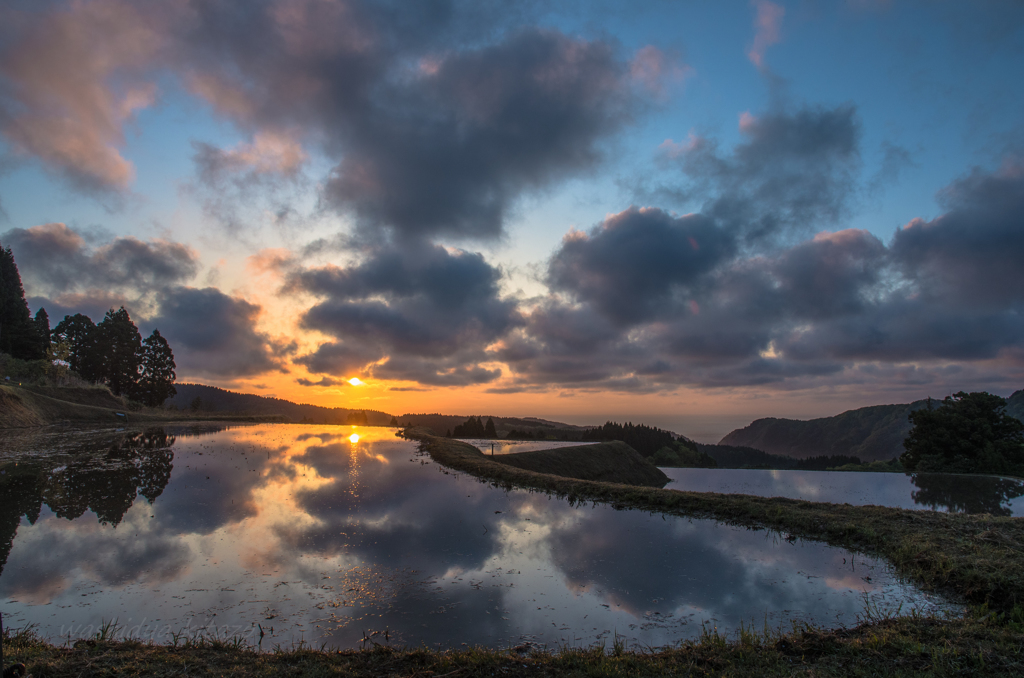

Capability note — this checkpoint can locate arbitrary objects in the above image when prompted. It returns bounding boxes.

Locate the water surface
[660,467,1024,516]
[0,425,955,650]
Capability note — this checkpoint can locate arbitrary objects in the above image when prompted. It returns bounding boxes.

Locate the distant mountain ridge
[164,384,591,434]
[395,413,589,437]
[165,384,394,425]
[720,390,1024,462]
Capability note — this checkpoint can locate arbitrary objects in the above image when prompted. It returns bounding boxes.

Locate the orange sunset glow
[1,0,1021,442]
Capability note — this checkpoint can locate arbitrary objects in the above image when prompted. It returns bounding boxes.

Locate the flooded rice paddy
[0,424,958,650]
[660,467,1024,517]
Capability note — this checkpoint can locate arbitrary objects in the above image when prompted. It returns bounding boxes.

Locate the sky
[1,0,1023,441]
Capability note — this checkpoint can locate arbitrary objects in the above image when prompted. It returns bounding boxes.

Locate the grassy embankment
[4,614,1024,677]
[0,384,287,429]
[489,440,669,486]
[5,429,1024,676]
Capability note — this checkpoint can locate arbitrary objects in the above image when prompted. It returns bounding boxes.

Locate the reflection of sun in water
[349,433,360,443]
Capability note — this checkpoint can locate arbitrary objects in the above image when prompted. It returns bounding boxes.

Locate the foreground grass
[4,614,1024,677]
[411,432,1024,616]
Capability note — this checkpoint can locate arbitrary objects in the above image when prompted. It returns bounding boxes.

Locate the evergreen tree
[91,307,143,396]
[452,416,487,438]
[0,244,43,359]
[346,410,369,425]
[901,391,1024,475]
[35,308,51,355]
[485,417,497,438]
[134,329,176,406]
[51,313,98,377]
[580,421,676,457]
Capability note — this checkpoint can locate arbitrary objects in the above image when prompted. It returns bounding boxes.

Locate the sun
[348,377,364,386]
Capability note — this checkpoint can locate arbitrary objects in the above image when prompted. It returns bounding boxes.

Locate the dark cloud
[504,153,1024,391]
[295,341,383,377]
[323,28,633,239]
[293,241,517,383]
[2,1,650,234]
[890,159,1024,308]
[296,376,343,387]
[768,228,888,320]
[372,356,501,386]
[2,222,198,296]
[149,286,291,378]
[660,105,861,243]
[547,207,734,325]
[172,2,643,239]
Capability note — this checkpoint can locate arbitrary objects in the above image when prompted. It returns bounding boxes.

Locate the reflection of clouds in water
[291,455,505,577]
[0,503,191,604]
[539,501,883,628]
[155,441,270,535]
[1,425,957,650]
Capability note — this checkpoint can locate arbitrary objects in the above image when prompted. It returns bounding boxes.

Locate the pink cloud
[738,110,758,133]
[629,45,691,97]
[747,0,785,71]
[0,0,172,192]
[215,131,307,177]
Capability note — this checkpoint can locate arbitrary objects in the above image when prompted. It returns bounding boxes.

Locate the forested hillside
[165,384,394,425]
[1006,390,1024,422]
[719,401,932,461]
[398,413,587,437]
[720,394,1024,462]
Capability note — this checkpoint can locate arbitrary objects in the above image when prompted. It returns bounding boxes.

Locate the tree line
[901,391,1024,477]
[580,421,678,457]
[448,416,498,438]
[0,242,177,406]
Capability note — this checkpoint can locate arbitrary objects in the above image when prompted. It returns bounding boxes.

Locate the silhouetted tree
[485,417,497,438]
[581,421,677,457]
[34,307,51,354]
[346,410,369,425]
[452,416,487,438]
[51,313,98,376]
[134,329,177,406]
[0,244,44,360]
[901,391,1024,475]
[91,307,143,396]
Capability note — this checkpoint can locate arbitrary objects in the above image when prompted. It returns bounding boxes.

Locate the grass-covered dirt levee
[490,439,670,486]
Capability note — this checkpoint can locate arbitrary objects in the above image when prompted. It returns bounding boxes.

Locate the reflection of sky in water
[660,468,1024,517]
[0,425,957,650]
[460,439,598,455]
